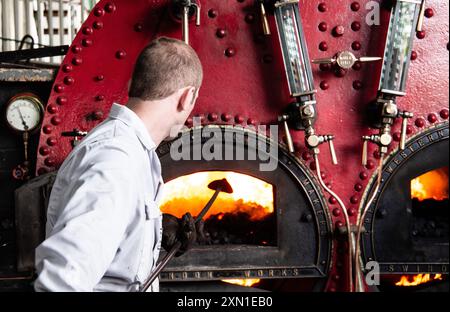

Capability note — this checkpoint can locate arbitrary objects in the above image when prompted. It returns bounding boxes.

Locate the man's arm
[34,145,137,292]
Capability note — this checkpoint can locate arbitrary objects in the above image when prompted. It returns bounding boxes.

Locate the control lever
[278,114,295,153]
[258,1,271,35]
[62,129,88,148]
[307,133,338,165]
[179,0,201,44]
[399,111,414,150]
[312,51,381,70]
[416,0,426,32]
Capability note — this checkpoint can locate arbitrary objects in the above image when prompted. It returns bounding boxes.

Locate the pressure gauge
[5,94,44,132]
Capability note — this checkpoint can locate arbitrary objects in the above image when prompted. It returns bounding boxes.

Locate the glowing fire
[411,167,449,201]
[222,279,261,287]
[160,171,274,220]
[395,274,443,287]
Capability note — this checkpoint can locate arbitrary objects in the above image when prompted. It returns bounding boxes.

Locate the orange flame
[395,274,443,287]
[160,171,274,220]
[411,167,449,201]
[222,279,261,287]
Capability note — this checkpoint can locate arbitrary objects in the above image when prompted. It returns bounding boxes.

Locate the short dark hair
[129,37,203,101]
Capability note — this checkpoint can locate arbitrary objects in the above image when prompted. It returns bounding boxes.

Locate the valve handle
[279,115,295,153]
[328,138,338,165]
[416,0,426,32]
[362,136,370,166]
[399,111,414,150]
[259,2,271,35]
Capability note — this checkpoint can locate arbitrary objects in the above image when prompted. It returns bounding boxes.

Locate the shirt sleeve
[34,142,138,292]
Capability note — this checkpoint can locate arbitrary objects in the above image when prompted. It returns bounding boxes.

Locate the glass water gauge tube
[379,0,425,96]
[274,0,315,99]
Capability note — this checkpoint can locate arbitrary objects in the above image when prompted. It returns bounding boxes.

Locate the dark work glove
[162,213,197,257]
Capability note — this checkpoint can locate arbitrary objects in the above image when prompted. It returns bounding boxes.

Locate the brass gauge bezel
[5,93,45,133]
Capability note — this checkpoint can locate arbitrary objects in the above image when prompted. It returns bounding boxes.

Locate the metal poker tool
[140,178,233,291]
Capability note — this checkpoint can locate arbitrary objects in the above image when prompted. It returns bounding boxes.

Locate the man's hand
[162,213,197,257]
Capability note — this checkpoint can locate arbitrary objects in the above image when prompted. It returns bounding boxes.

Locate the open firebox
[360,124,449,292]
[156,126,333,290]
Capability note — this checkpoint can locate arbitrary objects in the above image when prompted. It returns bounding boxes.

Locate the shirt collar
[108,103,156,151]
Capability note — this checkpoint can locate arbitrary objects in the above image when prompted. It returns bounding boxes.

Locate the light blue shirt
[35,103,164,292]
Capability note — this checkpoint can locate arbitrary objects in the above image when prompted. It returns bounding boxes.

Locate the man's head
[128,37,203,141]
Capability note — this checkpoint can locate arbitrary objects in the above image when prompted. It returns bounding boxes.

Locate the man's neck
[126,98,171,146]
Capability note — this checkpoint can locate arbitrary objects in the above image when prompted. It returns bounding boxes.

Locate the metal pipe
[25,0,31,38]
[81,0,85,24]
[37,0,43,45]
[13,0,20,49]
[314,154,354,292]
[48,0,54,62]
[354,156,384,292]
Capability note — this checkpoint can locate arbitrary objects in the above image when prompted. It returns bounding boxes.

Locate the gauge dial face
[6,95,44,132]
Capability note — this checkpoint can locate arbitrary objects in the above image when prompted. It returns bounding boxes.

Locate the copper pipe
[314,154,354,292]
[354,156,384,292]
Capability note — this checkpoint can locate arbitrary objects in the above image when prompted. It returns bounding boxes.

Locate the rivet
[333,275,340,281]
[96,95,105,102]
[37,168,48,176]
[93,111,104,121]
[416,31,426,39]
[320,63,331,71]
[366,160,375,170]
[104,2,116,13]
[185,117,193,127]
[319,41,328,51]
[320,81,329,90]
[93,21,104,30]
[221,113,232,122]
[351,21,361,31]
[64,76,74,85]
[335,221,344,228]
[71,45,82,54]
[301,151,311,161]
[56,96,68,105]
[72,57,83,66]
[44,157,56,167]
[82,26,93,36]
[116,50,126,59]
[47,137,57,146]
[321,171,327,179]
[318,3,327,12]
[332,208,341,217]
[406,125,414,134]
[43,125,53,134]
[235,115,244,124]
[262,54,273,63]
[208,9,218,18]
[415,118,426,128]
[351,2,360,11]
[247,118,257,126]
[309,161,317,171]
[360,171,368,180]
[428,113,437,123]
[354,183,363,192]
[62,64,73,73]
[353,80,363,90]
[326,182,332,189]
[352,62,362,71]
[293,142,302,152]
[350,195,359,204]
[352,41,362,51]
[51,116,62,125]
[348,208,357,216]
[318,22,328,32]
[410,51,418,60]
[373,150,381,159]
[225,48,236,57]
[335,68,347,78]
[39,147,50,156]
[134,23,144,32]
[333,25,345,37]
[216,28,227,38]
[329,197,337,204]
[47,104,58,114]
[208,113,218,122]
[94,7,105,17]
[82,38,93,47]
[424,8,434,18]
[393,132,401,141]
[440,109,449,119]
[54,84,64,93]
[245,13,255,23]
[95,75,104,82]
[329,287,337,293]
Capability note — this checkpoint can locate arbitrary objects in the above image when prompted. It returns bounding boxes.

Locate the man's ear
[178,87,196,112]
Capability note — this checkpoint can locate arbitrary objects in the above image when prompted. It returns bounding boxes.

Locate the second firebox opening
[160,171,277,246]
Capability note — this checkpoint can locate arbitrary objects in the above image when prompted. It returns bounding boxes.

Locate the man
[34,37,203,292]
